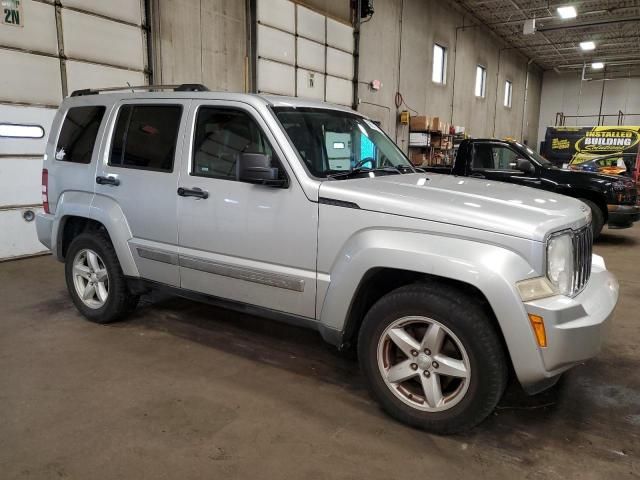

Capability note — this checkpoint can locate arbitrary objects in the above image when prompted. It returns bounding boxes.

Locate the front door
[95,99,189,286]
[176,101,318,319]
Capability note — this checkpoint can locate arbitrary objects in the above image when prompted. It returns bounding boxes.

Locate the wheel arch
[54,193,139,277]
[317,230,548,388]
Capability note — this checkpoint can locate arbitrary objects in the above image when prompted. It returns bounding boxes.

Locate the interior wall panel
[0,1,57,54]
[297,37,325,73]
[296,69,325,100]
[257,0,295,33]
[257,24,295,65]
[61,0,143,25]
[0,51,62,105]
[65,61,146,94]
[258,59,296,95]
[326,47,353,80]
[296,5,325,43]
[61,9,145,70]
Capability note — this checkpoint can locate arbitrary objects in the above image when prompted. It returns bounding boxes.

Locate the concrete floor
[1,226,639,479]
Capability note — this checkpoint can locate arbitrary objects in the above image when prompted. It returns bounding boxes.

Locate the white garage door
[0,0,148,260]
[255,0,354,106]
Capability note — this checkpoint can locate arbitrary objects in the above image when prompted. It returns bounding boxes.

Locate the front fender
[318,229,546,388]
[54,191,139,277]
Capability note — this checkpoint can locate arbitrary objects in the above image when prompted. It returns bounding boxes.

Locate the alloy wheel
[377,316,471,412]
[72,249,109,309]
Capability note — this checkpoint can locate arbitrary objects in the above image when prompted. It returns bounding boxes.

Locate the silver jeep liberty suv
[37,84,619,434]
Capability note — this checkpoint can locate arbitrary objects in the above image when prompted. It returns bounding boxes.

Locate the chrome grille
[572,224,593,295]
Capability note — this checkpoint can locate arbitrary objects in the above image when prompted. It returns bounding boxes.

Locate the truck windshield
[273,107,414,178]
[518,143,554,167]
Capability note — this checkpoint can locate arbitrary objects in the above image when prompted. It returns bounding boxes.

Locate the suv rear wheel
[65,232,139,323]
[358,283,508,434]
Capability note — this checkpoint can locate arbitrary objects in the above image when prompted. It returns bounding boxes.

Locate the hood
[319,173,591,242]
[546,166,635,190]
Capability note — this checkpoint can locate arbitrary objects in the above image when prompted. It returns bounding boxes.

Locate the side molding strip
[137,247,179,265]
[179,255,306,292]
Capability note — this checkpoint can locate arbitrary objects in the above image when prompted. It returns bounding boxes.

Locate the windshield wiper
[327,166,404,180]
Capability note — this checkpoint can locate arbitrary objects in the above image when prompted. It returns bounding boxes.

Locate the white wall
[357,0,542,149]
[538,71,640,146]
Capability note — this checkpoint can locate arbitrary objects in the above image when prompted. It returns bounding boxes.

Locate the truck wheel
[358,283,507,434]
[64,232,139,324]
[579,199,604,239]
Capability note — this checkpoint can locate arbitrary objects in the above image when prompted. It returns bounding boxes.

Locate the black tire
[580,199,604,240]
[358,283,508,434]
[64,232,139,324]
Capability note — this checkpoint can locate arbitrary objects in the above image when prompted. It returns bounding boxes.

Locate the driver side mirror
[237,153,287,187]
[516,158,535,175]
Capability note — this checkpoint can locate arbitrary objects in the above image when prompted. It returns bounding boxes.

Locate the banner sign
[543,126,640,166]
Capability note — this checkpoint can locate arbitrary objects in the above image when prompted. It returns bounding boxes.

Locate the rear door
[94,99,188,286]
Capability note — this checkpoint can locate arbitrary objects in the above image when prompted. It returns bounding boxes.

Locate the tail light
[42,168,49,213]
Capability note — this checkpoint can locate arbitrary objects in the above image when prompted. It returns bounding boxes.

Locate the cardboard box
[410,152,428,166]
[430,116,442,132]
[410,115,430,131]
[409,132,430,147]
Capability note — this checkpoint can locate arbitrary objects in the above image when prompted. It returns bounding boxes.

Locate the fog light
[528,314,547,347]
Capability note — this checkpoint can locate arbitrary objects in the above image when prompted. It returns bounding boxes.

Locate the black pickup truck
[423,139,639,238]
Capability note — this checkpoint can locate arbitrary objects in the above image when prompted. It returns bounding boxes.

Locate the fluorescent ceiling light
[580,41,596,51]
[591,62,604,69]
[557,6,577,19]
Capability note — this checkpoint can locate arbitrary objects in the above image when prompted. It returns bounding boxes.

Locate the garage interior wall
[148,0,350,93]
[0,0,148,260]
[537,72,640,145]
[148,0,247,91]
[356,0,543,150]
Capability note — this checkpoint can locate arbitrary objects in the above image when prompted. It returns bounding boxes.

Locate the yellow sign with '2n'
[2,0,23,27]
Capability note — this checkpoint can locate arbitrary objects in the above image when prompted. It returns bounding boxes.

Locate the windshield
[273,107,413,178]
[517,143,554,167]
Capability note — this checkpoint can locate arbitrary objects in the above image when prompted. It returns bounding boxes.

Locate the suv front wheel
[65,232,139,323]
[358,283,508,434]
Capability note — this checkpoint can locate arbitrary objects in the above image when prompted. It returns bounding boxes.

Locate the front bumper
[520,255,618,392]
[607,204,640,228]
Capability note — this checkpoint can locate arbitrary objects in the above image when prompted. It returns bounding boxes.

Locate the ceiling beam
[537,16,640,32]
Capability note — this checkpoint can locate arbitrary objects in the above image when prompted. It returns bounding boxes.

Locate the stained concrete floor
[1,225,639,479]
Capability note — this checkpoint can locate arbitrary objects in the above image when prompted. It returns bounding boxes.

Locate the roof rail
[70,84,210,97]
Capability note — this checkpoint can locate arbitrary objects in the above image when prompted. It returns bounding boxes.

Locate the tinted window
[473,144,519,170]
[110,105,182,172]
[56,106,106,164]
[192,107,280,181]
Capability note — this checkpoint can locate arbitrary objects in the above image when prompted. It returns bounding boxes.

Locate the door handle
[177,187,209,199]
[96,175,120,186]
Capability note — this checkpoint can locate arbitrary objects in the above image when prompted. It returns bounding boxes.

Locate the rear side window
[56,106,106,164]
[110,105,182,172]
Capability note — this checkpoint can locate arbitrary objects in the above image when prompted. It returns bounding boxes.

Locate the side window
[110,105,182,172]
[472,143,494,170]
[56,106,106,164]
[192,107,282,181]
[492,145,520,170]
[472,144,519,170]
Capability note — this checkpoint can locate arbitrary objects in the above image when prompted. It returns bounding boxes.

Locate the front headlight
[547,232,574,296]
